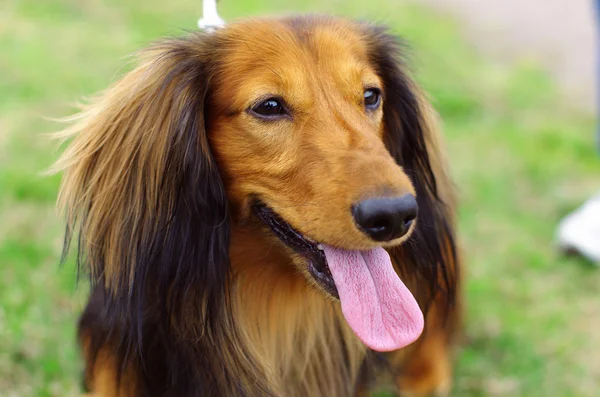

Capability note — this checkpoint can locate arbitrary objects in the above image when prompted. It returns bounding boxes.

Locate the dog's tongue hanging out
[321,245,424,352]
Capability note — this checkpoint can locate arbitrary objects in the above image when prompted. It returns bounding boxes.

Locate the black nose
[352,195,418,242]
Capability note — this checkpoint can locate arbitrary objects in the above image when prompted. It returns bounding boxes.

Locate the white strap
[198,0,225,30]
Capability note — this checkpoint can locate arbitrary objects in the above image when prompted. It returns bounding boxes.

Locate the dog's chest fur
[231,231,367,396]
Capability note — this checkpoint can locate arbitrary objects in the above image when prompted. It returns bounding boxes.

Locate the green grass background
[1,0,599,396]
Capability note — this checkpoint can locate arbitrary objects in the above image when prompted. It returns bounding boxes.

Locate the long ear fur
[365,27,459,317]
[52,34,272,394]
[52,34,229,335]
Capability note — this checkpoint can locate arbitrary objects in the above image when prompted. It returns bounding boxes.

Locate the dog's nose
[352,195,418,242]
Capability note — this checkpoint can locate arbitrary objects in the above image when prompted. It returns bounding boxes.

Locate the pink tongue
[322,245,424,352]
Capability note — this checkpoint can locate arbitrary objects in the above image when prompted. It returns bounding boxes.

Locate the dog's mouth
[252,202,425,352]
[253,203,339,298]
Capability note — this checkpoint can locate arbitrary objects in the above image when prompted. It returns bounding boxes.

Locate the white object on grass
[198,0,225,31]
[556,191,600,265]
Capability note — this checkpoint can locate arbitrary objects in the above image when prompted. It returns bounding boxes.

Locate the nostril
[370,218,391,231]
[403,212,417,228]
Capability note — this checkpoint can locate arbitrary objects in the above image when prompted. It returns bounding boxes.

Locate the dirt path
[412,0,597,112]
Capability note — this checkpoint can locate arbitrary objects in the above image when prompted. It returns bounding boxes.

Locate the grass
[1,0,599,396]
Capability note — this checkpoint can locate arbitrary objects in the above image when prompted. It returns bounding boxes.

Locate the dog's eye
[364,88,381,110]
[250,97,287,119]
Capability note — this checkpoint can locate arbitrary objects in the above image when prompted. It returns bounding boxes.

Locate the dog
[52,15,461,396]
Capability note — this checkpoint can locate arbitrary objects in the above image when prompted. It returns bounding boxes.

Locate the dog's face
[209,19,419,297]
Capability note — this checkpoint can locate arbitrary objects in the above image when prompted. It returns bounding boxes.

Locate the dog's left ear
[365,27,459,312]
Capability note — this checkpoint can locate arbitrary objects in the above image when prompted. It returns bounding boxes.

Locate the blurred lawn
[1,0,600,396]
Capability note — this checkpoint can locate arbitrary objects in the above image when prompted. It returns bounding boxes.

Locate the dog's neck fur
[229,226,367,396]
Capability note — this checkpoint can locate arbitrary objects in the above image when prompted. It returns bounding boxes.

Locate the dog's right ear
[364,25,459,314]
[51,33,231,335]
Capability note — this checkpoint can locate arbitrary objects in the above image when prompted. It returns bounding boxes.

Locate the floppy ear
[365,27,459,314]
[52,34,230,335]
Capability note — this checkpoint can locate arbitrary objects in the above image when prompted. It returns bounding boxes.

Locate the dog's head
[54,16,456,353]
[211,18,416,247]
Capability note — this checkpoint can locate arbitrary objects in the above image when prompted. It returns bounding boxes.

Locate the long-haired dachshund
[52,15,461,396]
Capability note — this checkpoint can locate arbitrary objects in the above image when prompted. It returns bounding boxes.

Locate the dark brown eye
[364,88,381,110]
[250,97,287,119]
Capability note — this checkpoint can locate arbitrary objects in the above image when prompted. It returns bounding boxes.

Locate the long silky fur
[52,33,274,395]
[52,16,459,396]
